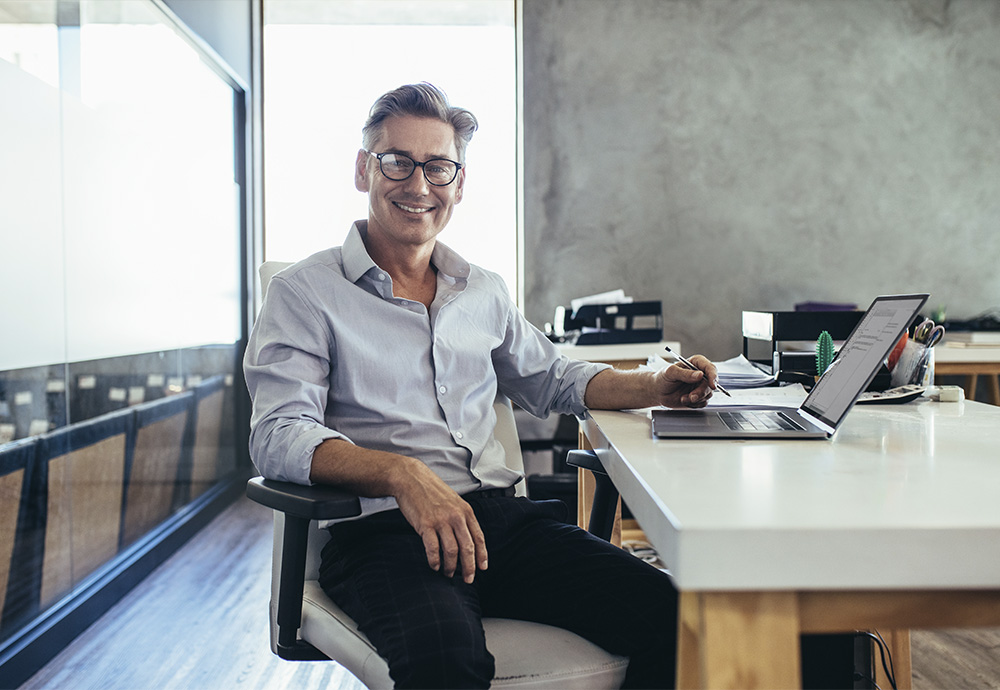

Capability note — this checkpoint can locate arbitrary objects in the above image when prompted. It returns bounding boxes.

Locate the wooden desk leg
[677,592,703,689]
[989,374,1000,406]
[874,629,912,690]
[965,374,978,402]
[678,591,801,689]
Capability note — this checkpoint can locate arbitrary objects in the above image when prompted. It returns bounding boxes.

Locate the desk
[556,340,680,370]
[580,400,1000,689]
[935,344,1000,406]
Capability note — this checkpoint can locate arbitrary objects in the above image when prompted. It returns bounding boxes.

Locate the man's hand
[310,439,488,583]
[584,354,719,411]
[393,461,488,584]
[653,354,719,408]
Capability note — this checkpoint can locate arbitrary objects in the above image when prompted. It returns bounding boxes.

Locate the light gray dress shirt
[244,221,610,518]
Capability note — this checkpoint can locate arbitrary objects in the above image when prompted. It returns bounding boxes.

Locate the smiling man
[244,83,718,689]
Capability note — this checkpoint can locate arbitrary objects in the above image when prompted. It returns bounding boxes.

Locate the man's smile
[393,201,434,214]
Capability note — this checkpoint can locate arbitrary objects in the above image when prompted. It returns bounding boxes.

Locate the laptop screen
[800,294,929,431]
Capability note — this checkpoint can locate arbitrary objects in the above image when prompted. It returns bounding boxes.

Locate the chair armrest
[246,476,362,520]
[565,449,607,475]
[565,450,618,542]
[246,476,360,661]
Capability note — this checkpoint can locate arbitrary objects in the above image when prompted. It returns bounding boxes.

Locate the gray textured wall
[523,0,1000,360]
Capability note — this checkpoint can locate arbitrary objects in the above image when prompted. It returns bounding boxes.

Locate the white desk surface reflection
[582,398,1000,592]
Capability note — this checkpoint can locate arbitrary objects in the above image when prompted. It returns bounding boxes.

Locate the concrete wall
[523,0,1000,360]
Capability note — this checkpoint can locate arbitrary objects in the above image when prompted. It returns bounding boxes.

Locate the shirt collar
[343,221,379,283]
[342,220,471,284]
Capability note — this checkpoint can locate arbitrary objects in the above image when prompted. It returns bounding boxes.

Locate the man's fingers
[471,520,488,573]
[421,531,441,573]
[455,517,489,584]
[418,509,489,584]
[437,530,460,579]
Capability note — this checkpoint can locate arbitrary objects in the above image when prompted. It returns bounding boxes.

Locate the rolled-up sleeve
[244,275,349,484]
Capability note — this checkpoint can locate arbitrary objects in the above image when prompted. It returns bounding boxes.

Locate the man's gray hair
[362,83,478,162]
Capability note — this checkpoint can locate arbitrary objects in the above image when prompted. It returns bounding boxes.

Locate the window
[0,0,246,667]
[263,1,518,299]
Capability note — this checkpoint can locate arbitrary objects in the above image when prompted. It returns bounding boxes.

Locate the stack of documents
[645,354,777,389]
[713,355,778,389]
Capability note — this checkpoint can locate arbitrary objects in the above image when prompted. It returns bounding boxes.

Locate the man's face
[356,115,465,252]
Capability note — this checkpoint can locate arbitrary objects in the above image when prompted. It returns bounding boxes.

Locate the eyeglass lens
[379,153,458,186]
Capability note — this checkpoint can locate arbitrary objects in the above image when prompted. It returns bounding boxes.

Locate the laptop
[652,294,929,439]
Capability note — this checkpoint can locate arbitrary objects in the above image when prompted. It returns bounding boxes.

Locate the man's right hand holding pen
[664,345,731,398]
[584,350,721,411]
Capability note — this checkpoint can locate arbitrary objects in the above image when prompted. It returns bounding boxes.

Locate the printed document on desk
[705,383,808,408]
[646,353,777,389]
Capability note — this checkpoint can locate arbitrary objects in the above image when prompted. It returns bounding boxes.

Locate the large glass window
[263,0,518,298]
[0,0,245,657]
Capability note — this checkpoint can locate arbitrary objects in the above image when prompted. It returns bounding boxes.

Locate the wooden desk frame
[935,361,1000,406]
[677,589,1000,689]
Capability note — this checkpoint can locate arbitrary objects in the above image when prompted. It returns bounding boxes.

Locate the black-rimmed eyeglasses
[365,150,462,186]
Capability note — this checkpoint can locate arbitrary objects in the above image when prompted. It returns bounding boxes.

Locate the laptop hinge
[797,409,837,436]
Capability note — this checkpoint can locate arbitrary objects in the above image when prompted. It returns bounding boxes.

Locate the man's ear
[355,150,370,192]
[454,166,466,204]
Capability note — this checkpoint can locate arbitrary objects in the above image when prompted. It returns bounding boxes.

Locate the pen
[663,345,731,397]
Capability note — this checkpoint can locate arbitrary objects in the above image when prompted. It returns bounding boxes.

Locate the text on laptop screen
[801,295,927,429]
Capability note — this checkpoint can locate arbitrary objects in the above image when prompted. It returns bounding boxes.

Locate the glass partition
[0,0,246,652]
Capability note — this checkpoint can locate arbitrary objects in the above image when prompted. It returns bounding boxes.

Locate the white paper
[569,289,632,314]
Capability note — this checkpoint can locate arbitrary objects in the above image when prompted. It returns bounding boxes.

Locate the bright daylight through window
[263,1,517,298]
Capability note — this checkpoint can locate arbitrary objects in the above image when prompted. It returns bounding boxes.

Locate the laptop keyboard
[719,410,804,432]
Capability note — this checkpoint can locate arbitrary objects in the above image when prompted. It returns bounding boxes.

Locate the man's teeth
[395,202,431,213]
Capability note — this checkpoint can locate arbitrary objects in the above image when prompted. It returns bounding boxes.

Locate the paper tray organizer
[742,310,863,375]
[562,301,663,345]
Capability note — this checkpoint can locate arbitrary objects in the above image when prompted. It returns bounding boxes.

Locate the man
[244,83,719,689]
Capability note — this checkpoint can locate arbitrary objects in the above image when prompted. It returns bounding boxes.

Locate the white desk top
[556,340,681,363]
[582,399,1000,591]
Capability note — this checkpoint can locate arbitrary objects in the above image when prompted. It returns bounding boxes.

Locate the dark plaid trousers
[319,494,678,689]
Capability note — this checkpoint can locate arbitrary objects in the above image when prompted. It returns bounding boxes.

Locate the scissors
[914,319,944,347]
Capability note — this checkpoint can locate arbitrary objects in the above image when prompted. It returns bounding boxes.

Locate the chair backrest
[258,261,293,300]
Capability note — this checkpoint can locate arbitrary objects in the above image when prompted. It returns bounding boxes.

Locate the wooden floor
[20,496,1000,690]
[20,496,365,690]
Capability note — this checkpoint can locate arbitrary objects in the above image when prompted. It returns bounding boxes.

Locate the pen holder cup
[891,341,934,388]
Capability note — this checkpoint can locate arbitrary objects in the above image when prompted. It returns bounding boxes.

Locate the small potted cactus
[816,330,835,380]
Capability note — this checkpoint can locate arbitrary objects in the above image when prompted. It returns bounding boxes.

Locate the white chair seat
[300,581,629,689]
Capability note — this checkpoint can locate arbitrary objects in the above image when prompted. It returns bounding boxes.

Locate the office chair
[248,261,629,688]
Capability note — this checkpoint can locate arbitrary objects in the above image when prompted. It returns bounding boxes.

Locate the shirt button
[438,385,447,394]
[455,431,464,440]
[377,272,386,280]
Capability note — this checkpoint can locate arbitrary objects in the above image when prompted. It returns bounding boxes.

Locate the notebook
[651,294,929,439]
